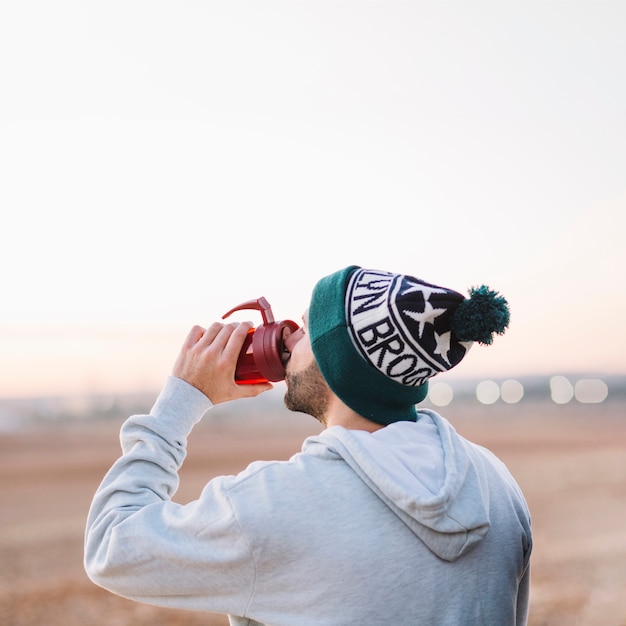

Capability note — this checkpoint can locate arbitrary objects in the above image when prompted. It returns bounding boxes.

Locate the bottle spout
[222,297,275,325]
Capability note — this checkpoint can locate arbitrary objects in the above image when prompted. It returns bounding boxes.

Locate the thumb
[237,381,274,398]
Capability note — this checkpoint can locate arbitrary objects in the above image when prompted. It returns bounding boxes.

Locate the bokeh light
[476,380,500,405]
[428,382,454,407]
[574,379,609,404]
[501,379,525,404]
[550,376,574,404]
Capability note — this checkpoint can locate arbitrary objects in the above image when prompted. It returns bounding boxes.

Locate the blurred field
[1,398,625,625]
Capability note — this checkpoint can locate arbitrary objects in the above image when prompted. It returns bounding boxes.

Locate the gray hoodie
[85,376,532,625]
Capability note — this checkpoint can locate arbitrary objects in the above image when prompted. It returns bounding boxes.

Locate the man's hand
[172,322,273,404]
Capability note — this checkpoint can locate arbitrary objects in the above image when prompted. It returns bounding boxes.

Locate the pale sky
[1,1,624,398]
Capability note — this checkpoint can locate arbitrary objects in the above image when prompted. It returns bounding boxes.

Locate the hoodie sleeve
[83,376,256,615]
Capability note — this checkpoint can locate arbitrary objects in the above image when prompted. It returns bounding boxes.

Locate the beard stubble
[283,360,330,424]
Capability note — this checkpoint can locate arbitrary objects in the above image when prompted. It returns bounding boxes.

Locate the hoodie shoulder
[303,413,492,561]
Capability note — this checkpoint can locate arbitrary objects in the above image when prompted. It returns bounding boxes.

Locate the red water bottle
[222,297,299,384]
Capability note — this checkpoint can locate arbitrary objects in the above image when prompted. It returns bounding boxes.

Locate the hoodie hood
[302,410,491,562]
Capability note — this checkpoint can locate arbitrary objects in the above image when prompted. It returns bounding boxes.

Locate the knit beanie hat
[308,266,510,425]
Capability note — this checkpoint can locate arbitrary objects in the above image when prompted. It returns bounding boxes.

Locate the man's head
[300,265,510,426]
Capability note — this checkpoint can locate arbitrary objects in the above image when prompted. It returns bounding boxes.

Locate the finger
[238,381,274,398]
[182,325,206,350]
[222,321,253,361]
[197,322,230,348]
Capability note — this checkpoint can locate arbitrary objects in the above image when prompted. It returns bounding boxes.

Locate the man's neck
[322,396,383,433]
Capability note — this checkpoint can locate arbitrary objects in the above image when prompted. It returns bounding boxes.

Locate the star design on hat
[404,299,447,338]
[433,330,452,365]
[401,280,449,301]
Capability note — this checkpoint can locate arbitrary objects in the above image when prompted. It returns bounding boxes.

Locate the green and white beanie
[308,266,510,425]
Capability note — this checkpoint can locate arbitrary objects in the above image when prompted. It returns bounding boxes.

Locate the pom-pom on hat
[308,266,510,425]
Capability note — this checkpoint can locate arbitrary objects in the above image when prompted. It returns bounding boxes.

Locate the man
[85,265,532,625]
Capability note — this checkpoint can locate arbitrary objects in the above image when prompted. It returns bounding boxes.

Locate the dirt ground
[1,400,625,625]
